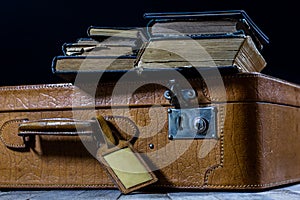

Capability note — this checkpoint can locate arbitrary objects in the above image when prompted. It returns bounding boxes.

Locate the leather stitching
[0,183,115,187]
[0,119,27,148]
[200,78,211,101]
[0,73,298,92]
[203,105,225,184]
[151,178,300,188]
[0,83,73,91]
[0,73,266,91]
[0,178,298,189]
[106,116,138,135]
[206,178,300,188]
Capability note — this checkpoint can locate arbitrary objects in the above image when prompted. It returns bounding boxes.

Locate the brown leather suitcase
[0,71,299,193]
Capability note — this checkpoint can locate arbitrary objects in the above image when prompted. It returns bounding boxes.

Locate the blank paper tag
[98,143,158,194]
[104,147,153,189]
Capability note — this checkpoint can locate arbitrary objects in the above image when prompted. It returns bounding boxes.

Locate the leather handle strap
[18,118,94,136]
[17,117,128,147]
[15,116,157,194]
[93,116,117,148]
[16,116,138,144]
[18,117,118,147]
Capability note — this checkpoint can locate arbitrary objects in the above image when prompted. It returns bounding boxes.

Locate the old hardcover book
[136,10,268,73]
[52,55,137,72]
[52,10,268,82]
[136,35,266,73]
[144,10,269,51]
[76,37,100,45]
[88,27,137,38]
[52,27,148,77]
[62,41,136,57]
[87,26,148,42]
[62,27,147,56]
[62,43,98,56]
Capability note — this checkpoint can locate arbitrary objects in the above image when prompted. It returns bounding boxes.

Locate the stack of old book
[52,10,269,81]
[52,27,148,81]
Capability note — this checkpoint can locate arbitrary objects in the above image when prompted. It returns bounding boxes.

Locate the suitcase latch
[164,80,217,140]
[167,107,217,140]
[164,79,197,108]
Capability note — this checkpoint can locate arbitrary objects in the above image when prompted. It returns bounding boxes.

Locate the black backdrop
[0,0,299,86]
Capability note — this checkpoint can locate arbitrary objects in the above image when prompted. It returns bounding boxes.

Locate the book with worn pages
[53,27,147,76]
[51,10,269,81]
[136,36,265,73]
[143,10,269,51]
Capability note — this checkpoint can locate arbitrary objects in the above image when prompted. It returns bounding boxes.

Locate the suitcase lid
[0,73,299,112]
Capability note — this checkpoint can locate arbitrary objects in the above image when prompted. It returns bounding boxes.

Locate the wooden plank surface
[1,184,300,200]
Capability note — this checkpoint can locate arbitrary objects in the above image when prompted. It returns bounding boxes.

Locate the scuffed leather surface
[206,103,300,189]
[0,108,221,188]
[0,72,299,189]
[0,73,299,112]
[0,119,28,149]
[0,110,112,188]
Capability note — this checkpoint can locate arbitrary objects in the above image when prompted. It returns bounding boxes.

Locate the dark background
[0,0,299,86]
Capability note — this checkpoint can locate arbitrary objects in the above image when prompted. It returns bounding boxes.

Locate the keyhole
[193,117,208,135]
[178,115,183,130]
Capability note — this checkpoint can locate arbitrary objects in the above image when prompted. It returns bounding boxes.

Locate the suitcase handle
[1,116,138,149]
[17,116,137,144]
[18,118,95,137]
[15,116,156,194]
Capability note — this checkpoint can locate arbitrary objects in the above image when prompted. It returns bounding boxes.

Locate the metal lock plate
[168,107,217,140]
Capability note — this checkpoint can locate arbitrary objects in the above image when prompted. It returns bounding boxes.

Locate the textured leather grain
[0,72,299,190]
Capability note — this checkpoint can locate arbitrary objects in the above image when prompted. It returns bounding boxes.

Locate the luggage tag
[94,116,158,194]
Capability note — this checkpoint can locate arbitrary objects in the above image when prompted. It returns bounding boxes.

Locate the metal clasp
[164,79,217,140]
[164,79,197,108]
[167,107,217,140]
